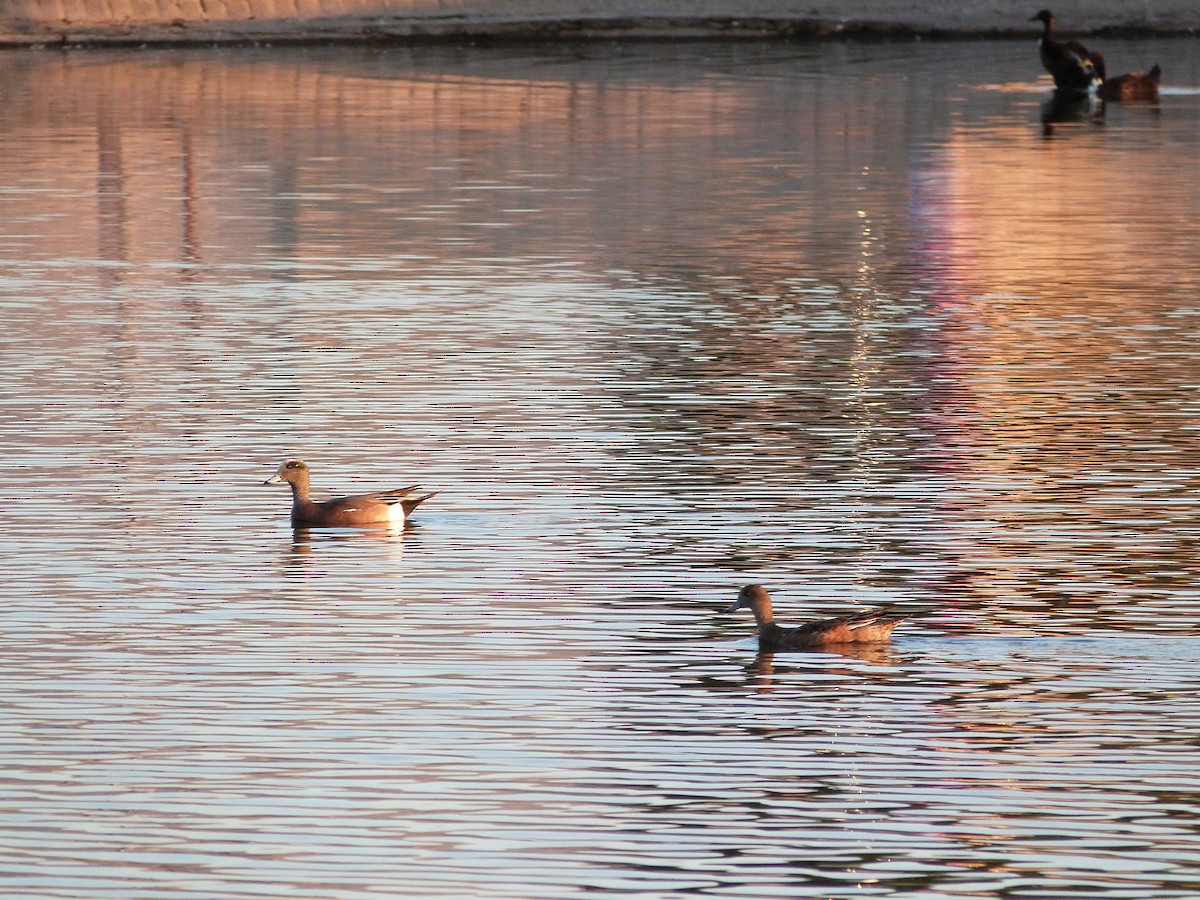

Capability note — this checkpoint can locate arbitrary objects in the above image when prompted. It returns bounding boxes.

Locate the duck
[1099,64,1162,101]
[1030,10,1105,93]
[724,584,910,651]
[264,459,437,528]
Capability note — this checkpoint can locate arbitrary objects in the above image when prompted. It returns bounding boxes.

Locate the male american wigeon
[724,585,910,652]
[264,459,437,528]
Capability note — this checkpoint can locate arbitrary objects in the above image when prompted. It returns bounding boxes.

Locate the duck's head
[264,459,309,486]
[1030,9,1054,25]
[724,584,771,615]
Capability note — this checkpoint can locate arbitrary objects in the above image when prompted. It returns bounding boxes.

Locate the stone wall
[1,0,1197,43]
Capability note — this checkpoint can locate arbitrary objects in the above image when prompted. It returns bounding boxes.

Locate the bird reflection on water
[1040,90,1104,135]
[280,523,413,576]
[743,646,903,691]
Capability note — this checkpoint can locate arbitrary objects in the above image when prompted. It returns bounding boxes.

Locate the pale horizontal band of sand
[1,0,1197,45]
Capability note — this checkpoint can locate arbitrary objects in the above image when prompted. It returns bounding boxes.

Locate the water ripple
[3,38,1200,900]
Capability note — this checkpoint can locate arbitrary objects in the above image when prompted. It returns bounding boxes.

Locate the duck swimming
[264,459,437,528]
[1031,10,1105,93]
[1099,64,1162,102]
[724,585,910,652]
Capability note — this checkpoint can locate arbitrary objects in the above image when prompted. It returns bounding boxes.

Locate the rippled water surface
[3,38,1200,898]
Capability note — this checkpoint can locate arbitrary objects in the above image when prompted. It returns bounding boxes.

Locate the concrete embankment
[0,0,1197,46]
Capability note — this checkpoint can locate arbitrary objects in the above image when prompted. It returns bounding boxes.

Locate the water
[2,38,1200,898]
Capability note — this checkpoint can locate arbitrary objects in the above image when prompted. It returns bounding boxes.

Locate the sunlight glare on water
[2,38,1200,899]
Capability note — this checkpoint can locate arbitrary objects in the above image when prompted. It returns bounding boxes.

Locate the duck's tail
[400,491,439,516]
[379,484,421,499]
[845,607,912,631]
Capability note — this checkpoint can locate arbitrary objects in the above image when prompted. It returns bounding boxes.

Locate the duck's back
[292,493,396,527]
[1099,64,1161,101]
[765,608,909,650]
[291,486,431,527]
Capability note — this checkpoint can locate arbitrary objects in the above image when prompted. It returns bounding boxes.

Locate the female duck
[1099,64,1161,102]
[264,459,437,528]
[724,585,909,651]
[1031,10,1105,93]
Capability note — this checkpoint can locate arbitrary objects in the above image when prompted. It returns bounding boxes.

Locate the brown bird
[724,584,910,651]
[1099,64,1162,101]
[1031,10,1105,93]
[264,459,437,528]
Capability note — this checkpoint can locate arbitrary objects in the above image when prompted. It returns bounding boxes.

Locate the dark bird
[1099,64,1162,101]
[264,459,437,528]
[1031,10,1105,93]
[724,585,910,652]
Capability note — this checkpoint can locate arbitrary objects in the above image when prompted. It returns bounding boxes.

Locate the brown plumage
[1099,64,1162,101]
[264,459,437,528]
[1031,10,1105,93]
[724,584,909,652]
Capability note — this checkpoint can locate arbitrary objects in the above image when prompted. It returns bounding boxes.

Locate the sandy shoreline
[1,1,1197,46]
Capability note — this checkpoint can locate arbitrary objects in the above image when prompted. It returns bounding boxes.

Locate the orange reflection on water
[0,50,751,271]
[910,111,1200,624]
